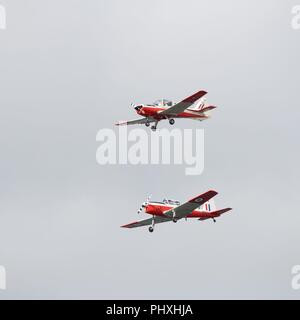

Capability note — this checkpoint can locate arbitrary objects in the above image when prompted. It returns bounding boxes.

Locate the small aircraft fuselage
[135,104,209,121]
[116,90,216,130]
[146,202,215,219]
[121,190,232,232]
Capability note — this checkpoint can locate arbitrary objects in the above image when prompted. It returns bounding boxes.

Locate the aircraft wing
[115,118,155,126]
[159,90,207,116]
[163,190,218,220]
[121,216,171,229]
[198,208,232,221]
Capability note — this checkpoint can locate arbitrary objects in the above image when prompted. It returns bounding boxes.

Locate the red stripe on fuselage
[137,106,208,120]
[145,203,211,219]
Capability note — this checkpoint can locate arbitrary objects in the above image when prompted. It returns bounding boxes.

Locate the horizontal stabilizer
[198,105,217,113]
[211,208,232,216]
[198,207,232,221]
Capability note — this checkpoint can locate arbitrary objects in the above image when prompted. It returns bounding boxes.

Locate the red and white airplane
[121,190,232,232]
[116,89,216,131]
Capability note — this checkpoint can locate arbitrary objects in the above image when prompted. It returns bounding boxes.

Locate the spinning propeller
[137,195,151,214]
[131,103,143,111]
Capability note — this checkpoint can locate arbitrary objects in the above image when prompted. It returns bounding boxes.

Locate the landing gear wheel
[169,119,175,125]
[173,219,177,223]
[149,226,154,233]
[145,122,150,127]
[151,126,157,132]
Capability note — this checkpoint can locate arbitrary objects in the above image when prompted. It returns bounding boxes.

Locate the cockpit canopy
[152,99,173,107]
[163,198,181,206]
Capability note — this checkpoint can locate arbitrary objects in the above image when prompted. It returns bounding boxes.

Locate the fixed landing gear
[169,119,175,125]
[149,217,155,233]
[212,218,216,223]
[151,121,159,132]
[172,209,177,223]
[145,121,150,127]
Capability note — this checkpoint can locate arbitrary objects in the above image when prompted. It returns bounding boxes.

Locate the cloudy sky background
[0,0,299,299]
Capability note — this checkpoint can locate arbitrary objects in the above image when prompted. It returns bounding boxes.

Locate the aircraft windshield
[153,99,173,106]
[163,199,180,206]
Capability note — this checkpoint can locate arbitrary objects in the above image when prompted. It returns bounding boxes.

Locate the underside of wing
[115,118,155,126]
[121,216,171,229]
[159,90,207,116]
[164,190,218,220]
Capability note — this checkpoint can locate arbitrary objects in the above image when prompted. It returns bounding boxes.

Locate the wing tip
[121,222,137,228]
[183,90,208,103]
[189,190,218,203]
[205,189,218,198]
[196,89,208,95]
[115,121,125,126]
[208,189,218,195]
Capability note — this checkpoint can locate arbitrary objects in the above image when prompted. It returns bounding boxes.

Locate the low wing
[121,216,171,229]
[115,118,155,126]
[159,90,207,116]
[164,190,218,220]
[198,208,232,221]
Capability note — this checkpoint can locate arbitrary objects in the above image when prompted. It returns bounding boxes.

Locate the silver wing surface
[121,216,171,229]
[115,118,155,126]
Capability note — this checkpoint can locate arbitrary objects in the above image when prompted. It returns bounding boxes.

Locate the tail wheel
[169,119,175,125]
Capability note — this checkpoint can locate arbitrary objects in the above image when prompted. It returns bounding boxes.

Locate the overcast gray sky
[0,0,300,299]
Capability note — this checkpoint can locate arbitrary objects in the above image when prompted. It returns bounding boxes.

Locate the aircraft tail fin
[191,97,216,113]
[192,98,206,111]
[200,198,216,212]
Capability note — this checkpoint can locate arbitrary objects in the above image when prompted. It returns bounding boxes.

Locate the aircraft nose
[144,204,152,213]
[134,105,143,112]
